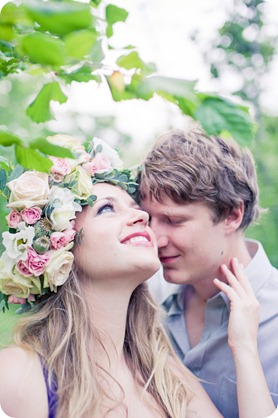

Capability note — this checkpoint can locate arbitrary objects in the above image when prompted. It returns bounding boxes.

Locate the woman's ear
[224,201,244,234]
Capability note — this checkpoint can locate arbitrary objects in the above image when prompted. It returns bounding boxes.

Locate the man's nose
[149,220,168,248]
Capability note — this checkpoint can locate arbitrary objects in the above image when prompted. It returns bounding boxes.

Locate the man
[139,128,278,418]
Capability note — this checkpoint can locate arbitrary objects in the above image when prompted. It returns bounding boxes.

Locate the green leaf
[30,138,74,158]
[90,0,102,7]
[87,194,97,206]
[0,2,30,26]
[0,130,22,146]
[137,76,197,102]
[15,302,32,314]
[64,29,97,59]
[26,82,67,123]
[117,51,156,75]
[8,165,24,182]
[194,97,254,145]
[62,65,101,84]
[15,145,52,172]
[0,296,9,313]
[0,23,15,42]
[175,96,198,117]
[105,5,128,38]
[25,1,93,36]
[0,169,7,190]
[19,32,65,67]
[0,157,9,172]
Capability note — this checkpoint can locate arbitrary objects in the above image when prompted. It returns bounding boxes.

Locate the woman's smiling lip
[120,231,153,247]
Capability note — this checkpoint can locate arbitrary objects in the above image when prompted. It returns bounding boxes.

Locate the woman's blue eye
[97,203,114,215]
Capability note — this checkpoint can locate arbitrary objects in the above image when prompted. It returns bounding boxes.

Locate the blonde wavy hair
[13,269,190,418]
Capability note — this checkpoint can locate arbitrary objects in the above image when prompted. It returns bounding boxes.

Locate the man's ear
[224,201,244,234]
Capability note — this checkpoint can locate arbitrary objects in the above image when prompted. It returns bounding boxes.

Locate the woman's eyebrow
[95,196,117,203]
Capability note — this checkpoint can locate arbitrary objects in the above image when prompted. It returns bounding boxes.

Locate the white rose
[91,137,123,170]
[64,166,93,200]
[49,186,81,231]
[2,222,35,262]
[7,171,50,209]
[43,244,74,292]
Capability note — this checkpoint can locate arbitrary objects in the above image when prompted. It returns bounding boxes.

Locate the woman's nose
[127,208,149,225]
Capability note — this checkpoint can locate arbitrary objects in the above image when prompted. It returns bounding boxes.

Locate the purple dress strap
[41,361,58,418]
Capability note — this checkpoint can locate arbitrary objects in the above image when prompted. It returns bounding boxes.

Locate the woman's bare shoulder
[0,346,48,418]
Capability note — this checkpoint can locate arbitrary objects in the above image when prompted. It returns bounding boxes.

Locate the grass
[0,304,20,348]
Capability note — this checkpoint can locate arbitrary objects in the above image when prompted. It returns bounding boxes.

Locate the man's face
[141,194,230,290]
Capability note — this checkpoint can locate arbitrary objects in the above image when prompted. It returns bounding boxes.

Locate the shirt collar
[244,238,273,294]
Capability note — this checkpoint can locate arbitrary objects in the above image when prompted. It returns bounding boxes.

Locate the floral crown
[0,134,137,312]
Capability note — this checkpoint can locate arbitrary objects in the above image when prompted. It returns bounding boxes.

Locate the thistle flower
[33,236,51,254]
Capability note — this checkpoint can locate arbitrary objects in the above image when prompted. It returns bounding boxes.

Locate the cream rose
[7,171,50,209]
[64,166,93,200]
[43,244,74,292]
[0,254,33,298]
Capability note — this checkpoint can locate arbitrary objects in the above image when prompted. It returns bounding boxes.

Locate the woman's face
[73,183,160,285]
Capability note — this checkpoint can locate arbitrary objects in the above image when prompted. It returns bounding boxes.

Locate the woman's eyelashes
[96,202,115,215]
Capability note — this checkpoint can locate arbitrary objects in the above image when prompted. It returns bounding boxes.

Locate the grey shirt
[148,239,278,418]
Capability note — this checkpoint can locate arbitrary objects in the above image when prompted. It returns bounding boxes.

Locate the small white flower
[49,186,82,231]
[91,137,123,170]
[2,222,35,262]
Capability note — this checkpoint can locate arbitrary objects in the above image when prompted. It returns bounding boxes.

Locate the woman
[0,135,275,418]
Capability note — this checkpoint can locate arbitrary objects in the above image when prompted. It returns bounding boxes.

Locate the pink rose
[83,153,112,175]
[17,259,33,277]
[6,209,22,228]
[28,247,49,276]
[50,232,68,249]
[63,229,76,244]
[50,229,76,249]
[8,294,35,304]
[8,295,27,304]
[21,207,42,225]
[17,246,50,277]
[50,157,71,176]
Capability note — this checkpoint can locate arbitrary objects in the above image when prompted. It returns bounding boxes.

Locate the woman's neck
[82,280,135,372]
